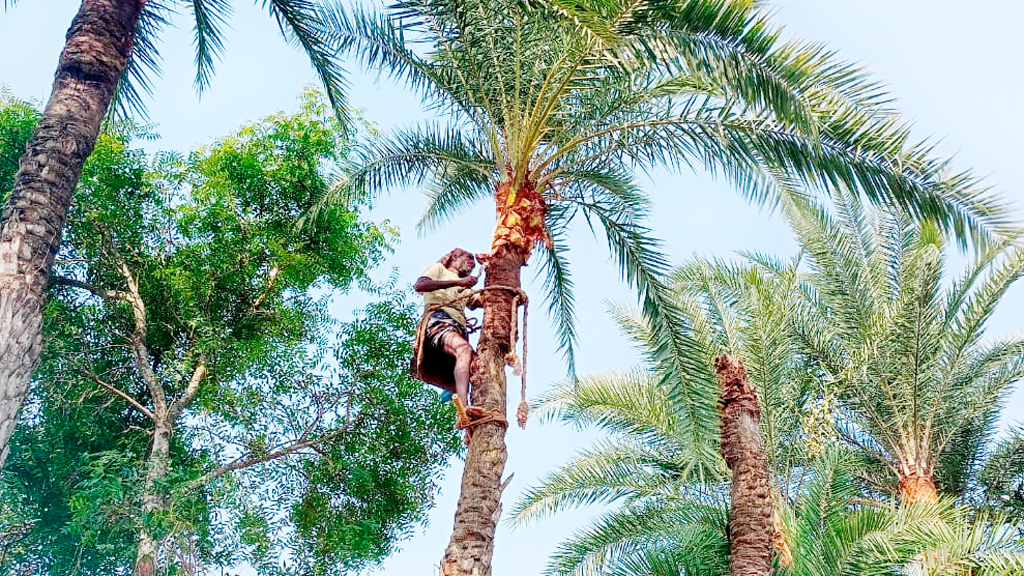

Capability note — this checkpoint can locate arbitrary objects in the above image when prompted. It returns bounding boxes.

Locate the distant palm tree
[513,269,1024,576]
[787,194,1024,505]
[0,0,348,476]
[322,0,1011,573]
[512,254,809,575]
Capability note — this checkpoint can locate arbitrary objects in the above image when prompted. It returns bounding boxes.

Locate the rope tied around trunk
[430,284,530,429]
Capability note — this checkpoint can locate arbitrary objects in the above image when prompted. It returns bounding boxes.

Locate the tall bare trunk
[0,0,143,470]
[717,355,773,576]
[440,241,526,576]
[135,420,171,576]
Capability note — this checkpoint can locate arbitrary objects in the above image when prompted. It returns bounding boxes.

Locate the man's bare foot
[453,397,489,429]
[453,396,472,429]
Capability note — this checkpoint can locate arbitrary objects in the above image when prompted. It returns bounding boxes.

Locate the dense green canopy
[0,92,461,576]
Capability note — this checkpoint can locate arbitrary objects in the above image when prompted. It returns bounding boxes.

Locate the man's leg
[442,331,474,407]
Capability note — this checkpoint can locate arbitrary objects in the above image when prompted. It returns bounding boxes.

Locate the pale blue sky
[2,1,1023,575]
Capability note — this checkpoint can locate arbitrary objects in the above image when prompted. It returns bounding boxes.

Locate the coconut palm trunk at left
[0,0,142,469]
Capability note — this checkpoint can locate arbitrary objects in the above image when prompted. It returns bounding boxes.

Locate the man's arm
[413,275,477,293]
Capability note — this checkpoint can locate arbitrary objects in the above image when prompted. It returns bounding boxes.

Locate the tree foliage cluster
[0,92,461,576]
[516,194,1024,575]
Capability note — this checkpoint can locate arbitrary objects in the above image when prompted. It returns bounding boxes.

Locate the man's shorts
[425,310,468,348]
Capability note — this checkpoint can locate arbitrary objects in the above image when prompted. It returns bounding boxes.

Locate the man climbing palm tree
[413,248,489,428]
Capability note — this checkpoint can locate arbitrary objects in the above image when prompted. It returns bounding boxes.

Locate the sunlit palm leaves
[105,0,349,118]
[786,193,1024,500]
[321,0,1012,374]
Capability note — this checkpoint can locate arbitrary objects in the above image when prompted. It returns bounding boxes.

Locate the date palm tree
[322,0,1011,573]
[513,257,1024,576]
[787,193,1024,505]
[512,254,809,575]
[0,0,348,472]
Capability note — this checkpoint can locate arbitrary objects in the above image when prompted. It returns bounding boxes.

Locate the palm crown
[324,0,1012,368]
[787,193,1024,503]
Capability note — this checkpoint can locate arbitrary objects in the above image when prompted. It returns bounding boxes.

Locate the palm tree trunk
[135,420,171,576]
[440,241,527,576]
[717,355,773,576]
[898,466,939,504]
[0,0,143,471]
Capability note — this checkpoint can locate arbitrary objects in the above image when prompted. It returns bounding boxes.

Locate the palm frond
[511,437,715,526]
[577,200,721,471]
[543,496,729,576]
[189,0,232,93]
[535,223,578,376]
[110,0,172,119]
[263,0,349,121]
[346,124,495,205]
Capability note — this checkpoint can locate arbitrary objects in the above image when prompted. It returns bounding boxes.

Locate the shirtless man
[413,248,484,424]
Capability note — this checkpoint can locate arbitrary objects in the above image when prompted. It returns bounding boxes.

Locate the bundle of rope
[424,284,530,429]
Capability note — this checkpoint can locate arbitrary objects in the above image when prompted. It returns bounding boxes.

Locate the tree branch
[196,430,344,485]
[50,275,131,301]
[168,363,207,423]
[250,264,281,312]
[107,257,169,418]
[85,369,156,421]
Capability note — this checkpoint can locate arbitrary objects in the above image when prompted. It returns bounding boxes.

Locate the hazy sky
[2,1,1023,574]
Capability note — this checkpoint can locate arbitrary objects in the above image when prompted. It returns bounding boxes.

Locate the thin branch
[249,264,281,312]
[50,276,131,301]
[168,363,207,423]
[108,255,168,418]
[85,369,156,421]
[196,430,344,485]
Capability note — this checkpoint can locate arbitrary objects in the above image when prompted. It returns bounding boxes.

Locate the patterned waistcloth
[425,309,468,348]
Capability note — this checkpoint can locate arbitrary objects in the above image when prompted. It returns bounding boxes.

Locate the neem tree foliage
[0,92,461,576]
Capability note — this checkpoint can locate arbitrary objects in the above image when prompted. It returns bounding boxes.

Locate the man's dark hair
[440,248,474,269]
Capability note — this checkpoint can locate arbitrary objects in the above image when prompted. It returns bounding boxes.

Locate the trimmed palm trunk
[0,0,143,469]
[897,461,939,504]
[441,178,542,576]
[717,355,773,576]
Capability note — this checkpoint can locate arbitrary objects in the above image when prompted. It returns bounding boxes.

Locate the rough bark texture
[0,0,142,470]
[898,468,939,504]
[440,241,526,576]
[135,420,171,576]
[717,355,773,576]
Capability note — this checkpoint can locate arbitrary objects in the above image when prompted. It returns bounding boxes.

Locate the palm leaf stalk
[0,0,350,474]
[321,0,1013,573]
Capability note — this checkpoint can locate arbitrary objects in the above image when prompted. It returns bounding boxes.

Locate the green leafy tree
[322,0,1011,572]
[0,0,350,472]
[787,194,1024,505]
[0,94,461,576]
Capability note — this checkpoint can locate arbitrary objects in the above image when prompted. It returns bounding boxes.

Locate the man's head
[440,248,475,277]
